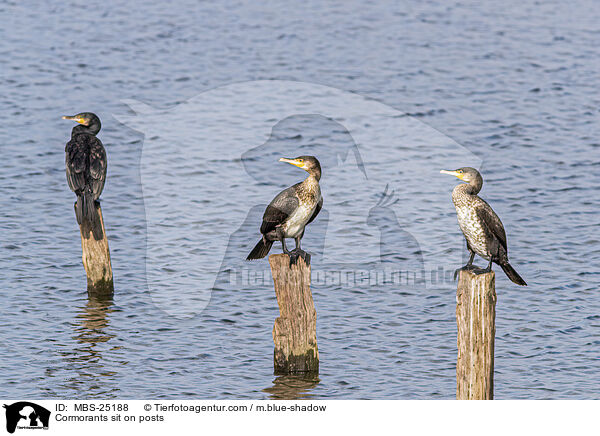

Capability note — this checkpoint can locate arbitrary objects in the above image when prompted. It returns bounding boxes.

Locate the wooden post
[269,254,319,374]
[78,203,114,296]
[456,269,496,400]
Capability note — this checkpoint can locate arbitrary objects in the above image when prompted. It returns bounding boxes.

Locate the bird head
[62,112,98,126]
[440,167,481,183]
[62,112,101,135]
[279,156,321,180]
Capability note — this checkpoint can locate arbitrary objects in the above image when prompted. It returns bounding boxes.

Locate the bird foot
[454,264,492,280]
[454,264,477,280]
[287,248,311,267]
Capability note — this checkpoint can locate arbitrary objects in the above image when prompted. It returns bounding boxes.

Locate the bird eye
[457,169,463,174]
[298,159,304,163]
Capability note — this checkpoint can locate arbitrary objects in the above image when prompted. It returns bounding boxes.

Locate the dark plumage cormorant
[62,112,107,240]
[247,156,323,265]
[441,167,527,286]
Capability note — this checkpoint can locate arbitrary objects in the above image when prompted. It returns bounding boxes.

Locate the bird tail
[246,238,273,260]
[75,194,85,226]
[500,261,527,286]
[77,193,103,240]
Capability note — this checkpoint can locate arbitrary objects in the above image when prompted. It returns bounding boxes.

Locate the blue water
[0,0,599,399]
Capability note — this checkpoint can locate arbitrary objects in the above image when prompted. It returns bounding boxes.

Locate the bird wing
[260,186,299,235]
[65,137,87,194]
[476,201,507,252]
[306,195,323,225]
[88,136,107,199]
[65,134,107,199]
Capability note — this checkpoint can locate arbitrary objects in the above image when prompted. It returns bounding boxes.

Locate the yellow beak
[440,169,463,180]
[62,115,86,124]
[279,157,304,168]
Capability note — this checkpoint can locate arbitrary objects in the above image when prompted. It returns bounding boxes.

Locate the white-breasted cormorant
[62,112,107,240]
[441,167,527,286]
[247,156,323,265]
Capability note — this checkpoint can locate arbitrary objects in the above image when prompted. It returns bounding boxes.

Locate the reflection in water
[263,374,320,400]
[61,294,119,397]
[74,295,115,357]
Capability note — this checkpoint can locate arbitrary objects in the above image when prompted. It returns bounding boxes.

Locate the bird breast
[452,189,489,258]
[283,179,321,238]
[283,202,317,238]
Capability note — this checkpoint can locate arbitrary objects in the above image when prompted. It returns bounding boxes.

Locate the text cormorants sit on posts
[247,156,323,266]
[441,167,527,286]
[63,112,107,240]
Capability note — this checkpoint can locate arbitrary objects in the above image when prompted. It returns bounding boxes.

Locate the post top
[458,268,495,278]
[268,253,311,269]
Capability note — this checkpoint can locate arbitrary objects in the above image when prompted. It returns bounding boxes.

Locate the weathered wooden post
[77,203,114,296]
[456,269,496,400]
[269,254,319,374]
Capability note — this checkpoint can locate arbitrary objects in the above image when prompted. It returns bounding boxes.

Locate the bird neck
[308,167,321,181]
[71,122,100,137]
[301,174,320,192]
[452,182,481,203]
[296,174,320,205]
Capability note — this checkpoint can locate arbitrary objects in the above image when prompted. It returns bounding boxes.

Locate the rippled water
[1,0,599,399]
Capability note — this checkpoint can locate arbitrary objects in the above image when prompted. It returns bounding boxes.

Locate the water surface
[0,0,599,399]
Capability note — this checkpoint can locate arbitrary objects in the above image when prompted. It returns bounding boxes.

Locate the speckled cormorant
[441,167,527,286]
[247,156,323,265]
[63,112,107,240]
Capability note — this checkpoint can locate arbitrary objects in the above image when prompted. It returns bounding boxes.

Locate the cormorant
[441,167,527,286]
[62,112,107,240]
[247,156,323,265]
